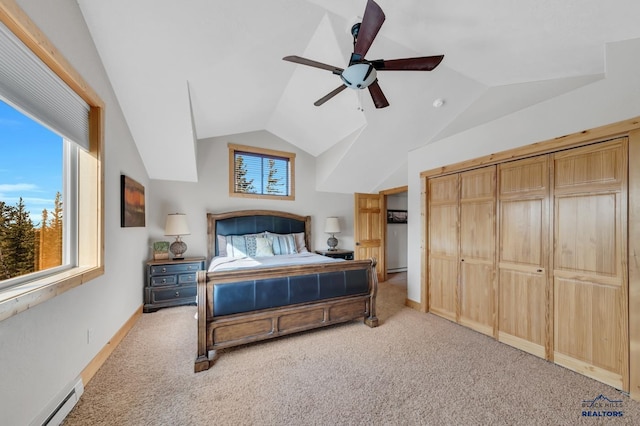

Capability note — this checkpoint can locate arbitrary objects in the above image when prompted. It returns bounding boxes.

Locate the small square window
[228,143,295,200]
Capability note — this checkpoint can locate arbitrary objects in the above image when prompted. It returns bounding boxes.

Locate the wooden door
[354,193,384,282]
[458,166,496,336]
[427,174,459,321]
[497,156,550,358]
[552,138,628,390]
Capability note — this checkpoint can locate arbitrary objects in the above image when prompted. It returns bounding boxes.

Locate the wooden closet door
[552,138,628,390]
[459,166,496,336]
[428,174,459,321]
[497,156,549,358]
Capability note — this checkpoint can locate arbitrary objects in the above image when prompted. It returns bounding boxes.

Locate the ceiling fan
[283,0,444,109]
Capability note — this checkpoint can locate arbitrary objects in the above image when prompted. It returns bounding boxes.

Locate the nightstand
[315,249,354,260]
[144,257,206,313]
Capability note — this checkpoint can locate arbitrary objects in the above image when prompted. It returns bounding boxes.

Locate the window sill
[0,266,104,322]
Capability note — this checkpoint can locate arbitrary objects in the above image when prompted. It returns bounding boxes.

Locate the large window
[0,3,104,321]
[229,143,295,200]
[0,100,72,286]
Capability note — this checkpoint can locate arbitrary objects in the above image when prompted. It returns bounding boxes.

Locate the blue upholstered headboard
[207,210,311,260]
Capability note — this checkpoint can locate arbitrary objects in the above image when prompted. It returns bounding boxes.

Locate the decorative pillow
[255,237,274,257]
[265,232,297,255]
[244,235,258,256]
[217,235,228,256]
[293,232,308,253]
[226,235,249,258]
[222,233,264,257]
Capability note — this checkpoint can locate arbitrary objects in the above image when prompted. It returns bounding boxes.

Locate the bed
[195,210,378,372]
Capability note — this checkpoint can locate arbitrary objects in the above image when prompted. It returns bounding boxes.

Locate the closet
[425,137,629,391]
[497,155,549,359]
[428,166,496,336]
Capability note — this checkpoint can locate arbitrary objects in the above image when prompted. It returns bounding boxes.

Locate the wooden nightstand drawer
[150,275,177,286]
[178,273,197,284]
[150,262,201,275]
[150,285,197,304]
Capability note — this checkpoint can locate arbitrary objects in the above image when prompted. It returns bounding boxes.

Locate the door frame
[379,186,408,283]
[354,186,408,284]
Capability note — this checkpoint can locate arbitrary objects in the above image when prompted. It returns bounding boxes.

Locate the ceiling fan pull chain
[357,90,364,112]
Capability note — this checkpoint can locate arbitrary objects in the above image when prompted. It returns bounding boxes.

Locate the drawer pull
[161,267,167,273]
[537,269,543,273]
[175,291,180,298]
[161,278,167,284]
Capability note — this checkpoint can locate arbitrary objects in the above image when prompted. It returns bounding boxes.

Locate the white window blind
[0,21,89,150]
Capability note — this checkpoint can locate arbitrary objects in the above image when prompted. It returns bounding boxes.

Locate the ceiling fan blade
[353,0,385,58]
[314,85,347,106]
[283,55,343,74]
[367,80,389,109]
[371,55,445,71]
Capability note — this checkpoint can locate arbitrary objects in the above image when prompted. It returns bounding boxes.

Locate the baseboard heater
[30,377,84,426]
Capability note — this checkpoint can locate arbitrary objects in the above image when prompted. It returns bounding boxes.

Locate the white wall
[406,37,640,302]
[0,1,149,425]
[386,192,408,272]
[148,130,355,261]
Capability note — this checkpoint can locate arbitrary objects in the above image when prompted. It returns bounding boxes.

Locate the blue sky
[0,100,62,225]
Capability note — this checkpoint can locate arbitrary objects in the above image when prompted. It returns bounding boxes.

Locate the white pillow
[255,237,274,257]
[217,235,228,256]
[293,232,308,253]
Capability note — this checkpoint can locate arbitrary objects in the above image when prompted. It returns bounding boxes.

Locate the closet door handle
[460,259,465,262]
[536,268,543,273]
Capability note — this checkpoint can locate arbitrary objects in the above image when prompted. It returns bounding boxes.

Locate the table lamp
[164,213,190,260]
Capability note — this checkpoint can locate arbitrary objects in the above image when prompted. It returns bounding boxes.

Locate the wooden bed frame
[195,210,378,372]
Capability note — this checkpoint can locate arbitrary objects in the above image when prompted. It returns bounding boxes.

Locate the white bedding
[208,252,343,272]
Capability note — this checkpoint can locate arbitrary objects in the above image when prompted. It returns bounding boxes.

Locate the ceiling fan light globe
[341,63,377,89]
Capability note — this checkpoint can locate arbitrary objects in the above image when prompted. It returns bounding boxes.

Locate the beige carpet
[64,274,640,425]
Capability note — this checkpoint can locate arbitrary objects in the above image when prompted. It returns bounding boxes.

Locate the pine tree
[38,208,50,269]
[51,192,63,267]
[265,158,284,195]
[235,155,256,193]
[0,201,11,279]
[4,198,35,278]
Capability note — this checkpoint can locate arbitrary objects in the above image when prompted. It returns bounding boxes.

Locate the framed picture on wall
[121,175,146,227]
[387,209,408,224]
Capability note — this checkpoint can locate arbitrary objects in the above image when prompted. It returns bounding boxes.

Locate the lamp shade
[324,217,341,234]
[164,213,190,236]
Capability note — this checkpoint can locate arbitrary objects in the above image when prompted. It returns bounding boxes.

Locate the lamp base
[327,235,338,251]
[170,238,187,260]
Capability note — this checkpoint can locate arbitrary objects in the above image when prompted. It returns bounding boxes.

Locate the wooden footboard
[195,259,378,372]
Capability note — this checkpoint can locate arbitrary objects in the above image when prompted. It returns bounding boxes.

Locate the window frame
[228,143,296,201]
[0,2,104,322]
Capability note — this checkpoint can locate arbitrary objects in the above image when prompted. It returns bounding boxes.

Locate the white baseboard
[30,377,83,426]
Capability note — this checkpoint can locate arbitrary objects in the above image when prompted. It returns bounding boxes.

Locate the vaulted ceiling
[77,0,640,193]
